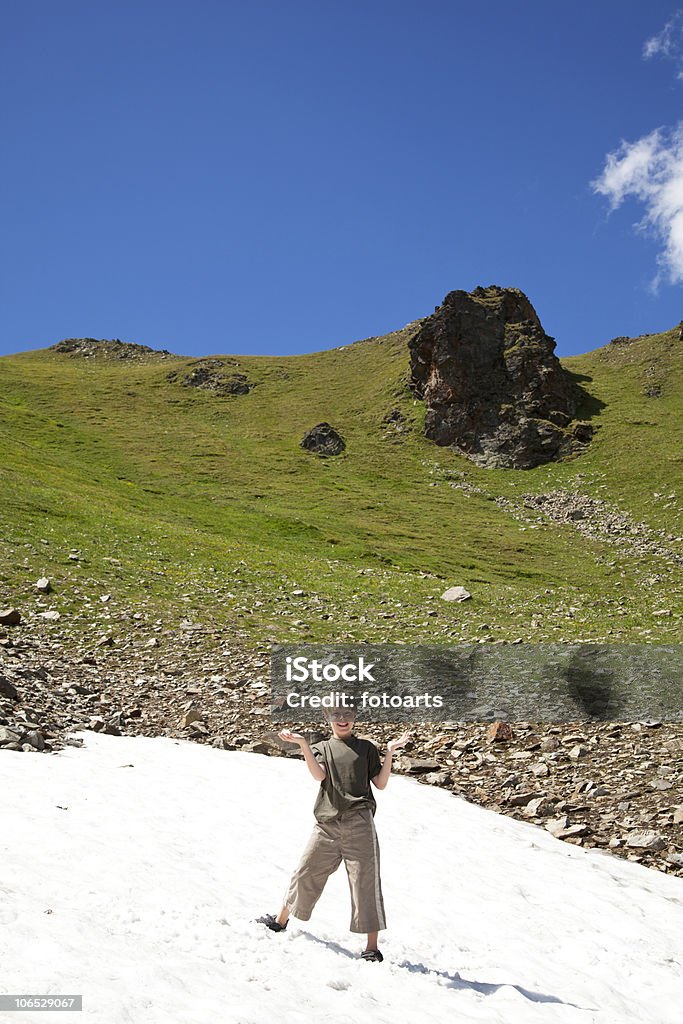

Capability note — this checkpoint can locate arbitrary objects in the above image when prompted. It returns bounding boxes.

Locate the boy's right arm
[300,740,326,782]
[278,730,327,782]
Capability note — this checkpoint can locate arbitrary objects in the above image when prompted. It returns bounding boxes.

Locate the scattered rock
[503,490,683,567]
[440,586,471,602]
[0,608,21,626]
[507,791,538,807]
[383,409,406,427]
[179,709,205,728]
[649,778,673,791]
[0,676,20,701]
[545,815,569,836]
[0,725,23,746]
[23,729,46,751]
[556,823,590,840]
[624,830,666,851]
[523,797,555,818]
[486,721,514,743]
[35,578,52,593]
[245,739,279,755]
[404,757,441,774]
[561,733,587,745]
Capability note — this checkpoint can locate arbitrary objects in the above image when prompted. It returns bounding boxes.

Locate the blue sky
[3,0,683,358]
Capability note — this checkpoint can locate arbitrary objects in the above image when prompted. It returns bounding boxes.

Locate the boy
[258,706,409,962]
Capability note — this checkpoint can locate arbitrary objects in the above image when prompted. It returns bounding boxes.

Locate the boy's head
[324,702,356,740]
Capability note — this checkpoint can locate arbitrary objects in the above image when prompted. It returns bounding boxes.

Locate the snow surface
[1,730,682,1024]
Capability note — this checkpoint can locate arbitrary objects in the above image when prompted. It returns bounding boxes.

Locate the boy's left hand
[387,731,411,755]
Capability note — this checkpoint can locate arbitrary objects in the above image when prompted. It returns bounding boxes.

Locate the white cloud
[643,11,683,76]
[644,14,679,58]
[592,123,683,286]
[591,14,683,286]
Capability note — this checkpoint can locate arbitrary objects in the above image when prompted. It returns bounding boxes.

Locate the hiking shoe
[257,914,288,933]
[361,948,383,962]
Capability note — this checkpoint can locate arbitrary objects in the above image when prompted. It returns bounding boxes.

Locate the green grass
[0,323,681,648]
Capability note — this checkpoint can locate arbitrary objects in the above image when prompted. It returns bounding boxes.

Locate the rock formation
[408,285,592,468]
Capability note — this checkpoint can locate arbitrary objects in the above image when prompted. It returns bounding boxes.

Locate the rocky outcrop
[51,338,173,359]
[408,286,591,468]
[166,359,252,395]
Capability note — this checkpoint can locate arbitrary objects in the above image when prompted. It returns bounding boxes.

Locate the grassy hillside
[0,321,681,649]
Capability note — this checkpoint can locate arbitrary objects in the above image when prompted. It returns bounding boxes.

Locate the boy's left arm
[371,732,411,790]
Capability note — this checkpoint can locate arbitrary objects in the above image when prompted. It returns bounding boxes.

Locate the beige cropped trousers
[283,804,387,933]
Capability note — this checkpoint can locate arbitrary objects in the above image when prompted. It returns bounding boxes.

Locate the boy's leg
[282,819,342,922]
[340,807,387,934]
[275,905,289,927]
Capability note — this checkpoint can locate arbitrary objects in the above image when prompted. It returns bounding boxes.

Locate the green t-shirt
[310,734,383,822]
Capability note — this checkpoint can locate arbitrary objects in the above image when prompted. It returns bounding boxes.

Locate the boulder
[624,830,666,851]
[300,423,345,457]
[0,676,19,702]
[0,725,23,746]
[440,586,471,602]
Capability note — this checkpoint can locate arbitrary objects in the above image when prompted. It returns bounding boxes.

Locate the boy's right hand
[278,729,307,747]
